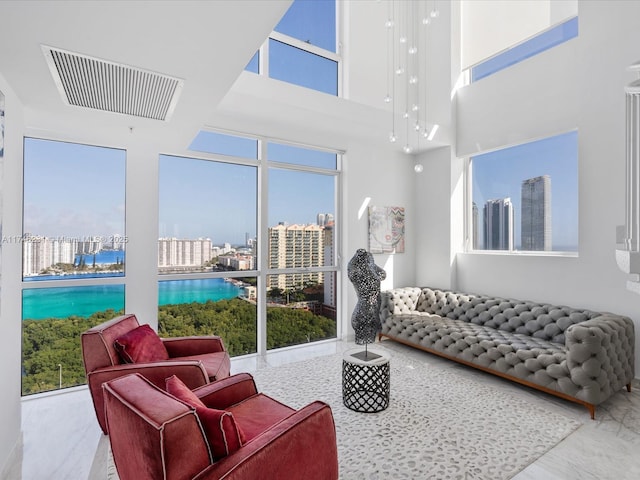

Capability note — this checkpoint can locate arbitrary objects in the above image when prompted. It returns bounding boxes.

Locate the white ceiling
[0,0,447,155]
[0,0,293,150]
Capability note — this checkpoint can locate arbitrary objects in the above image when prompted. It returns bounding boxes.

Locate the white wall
[0,73,24,477]
[428,1,640,374]
[341,141,416,340]
[414,146,462,289]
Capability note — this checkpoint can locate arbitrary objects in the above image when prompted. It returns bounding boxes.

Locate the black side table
[342,347,390,413]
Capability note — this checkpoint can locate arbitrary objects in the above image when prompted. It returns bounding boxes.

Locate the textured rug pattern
[251,345,581,480]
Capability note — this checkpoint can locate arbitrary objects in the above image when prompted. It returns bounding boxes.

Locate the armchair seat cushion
[174,351,231,381]
[228,394,296,442]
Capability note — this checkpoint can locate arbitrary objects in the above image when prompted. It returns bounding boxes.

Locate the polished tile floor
[2,339,640,480]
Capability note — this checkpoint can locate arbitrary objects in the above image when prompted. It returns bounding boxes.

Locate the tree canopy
[21,298,336,395]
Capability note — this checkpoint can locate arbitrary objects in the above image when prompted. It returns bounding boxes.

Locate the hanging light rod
[384,1,439,154]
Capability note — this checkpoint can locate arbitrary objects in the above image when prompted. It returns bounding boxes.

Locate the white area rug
[252,344,581,480]
[107,343,582,479]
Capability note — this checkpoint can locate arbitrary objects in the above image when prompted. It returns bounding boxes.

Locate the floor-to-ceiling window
[162,131,341,357]
[158,134,259,357]
[21,138,126,395]
[265,141,338,350]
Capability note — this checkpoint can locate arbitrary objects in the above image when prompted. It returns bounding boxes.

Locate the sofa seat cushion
[228,393,296,442]
[114,324,170,363]
[387,314,572,389]
[167,351,231,381]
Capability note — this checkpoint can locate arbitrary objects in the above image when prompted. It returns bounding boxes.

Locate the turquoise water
[22,278,242,320]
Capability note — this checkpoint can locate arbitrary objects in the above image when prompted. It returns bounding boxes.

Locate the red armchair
[81,313,231,434]
[103,373,339,480]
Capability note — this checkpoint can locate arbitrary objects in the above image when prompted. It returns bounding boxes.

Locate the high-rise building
[472,202,478,249]
[521,175,551,251]
[484,198,514,250]
[323,224,335,309]
[22,235,78,276]
[317,213,334,227]
[158,238,213,267]
[267,223,324,290]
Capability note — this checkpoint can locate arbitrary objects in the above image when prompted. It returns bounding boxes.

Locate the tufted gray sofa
[379,286,635,418]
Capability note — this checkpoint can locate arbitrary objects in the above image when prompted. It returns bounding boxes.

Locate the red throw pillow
[114,324,170,363]
[166,374,206,408]
[166,375,244,460]
[195,407,244,460]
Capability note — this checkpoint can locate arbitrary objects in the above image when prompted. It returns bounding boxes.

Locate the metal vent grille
[42,45,183,121]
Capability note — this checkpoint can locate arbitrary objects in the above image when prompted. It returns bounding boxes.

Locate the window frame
[246,1,342,98]
[160,131,343,357]
[464,131,579,257]
[20,136,127,396]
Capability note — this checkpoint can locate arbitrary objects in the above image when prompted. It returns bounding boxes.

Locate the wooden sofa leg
[586,403,596,420]
[627,383,632,392]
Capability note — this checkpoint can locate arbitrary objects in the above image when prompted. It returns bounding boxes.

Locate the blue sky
[178,134,336,244]
[23,138,125,239]
[181,131,337,244]
[472,131,578,250]
[23,137,336,247]
[159,154,258,244]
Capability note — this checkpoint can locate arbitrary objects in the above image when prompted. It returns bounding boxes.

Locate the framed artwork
[368,206,405,254]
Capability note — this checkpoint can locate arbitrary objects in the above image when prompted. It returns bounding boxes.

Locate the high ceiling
[0,0,447,154]
[0,0,293,150]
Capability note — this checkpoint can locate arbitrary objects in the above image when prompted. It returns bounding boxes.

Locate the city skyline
[472,131,578,251]
[22,218,336,277]
[478,174,552,252]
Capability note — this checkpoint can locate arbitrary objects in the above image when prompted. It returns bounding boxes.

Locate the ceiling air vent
[42,45,183,121]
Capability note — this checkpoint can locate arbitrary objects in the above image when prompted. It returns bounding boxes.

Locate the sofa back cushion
[417,287,601,344]
[415,288,476,316]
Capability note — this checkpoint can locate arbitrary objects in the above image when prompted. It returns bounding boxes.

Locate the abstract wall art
[368,205,405,254]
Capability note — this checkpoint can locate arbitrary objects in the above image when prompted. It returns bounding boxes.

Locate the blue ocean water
[74,250,125,265]
[22,278,242,320]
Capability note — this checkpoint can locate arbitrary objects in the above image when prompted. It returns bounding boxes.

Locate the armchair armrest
[566,314,635,404]
[162,336,226,357]
[88,361,210,434]
[90,361,210,390]
[195,401,338,480]
[194,373,258,410]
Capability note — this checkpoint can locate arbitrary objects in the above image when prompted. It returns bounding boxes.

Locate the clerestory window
[245,0,339,96]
